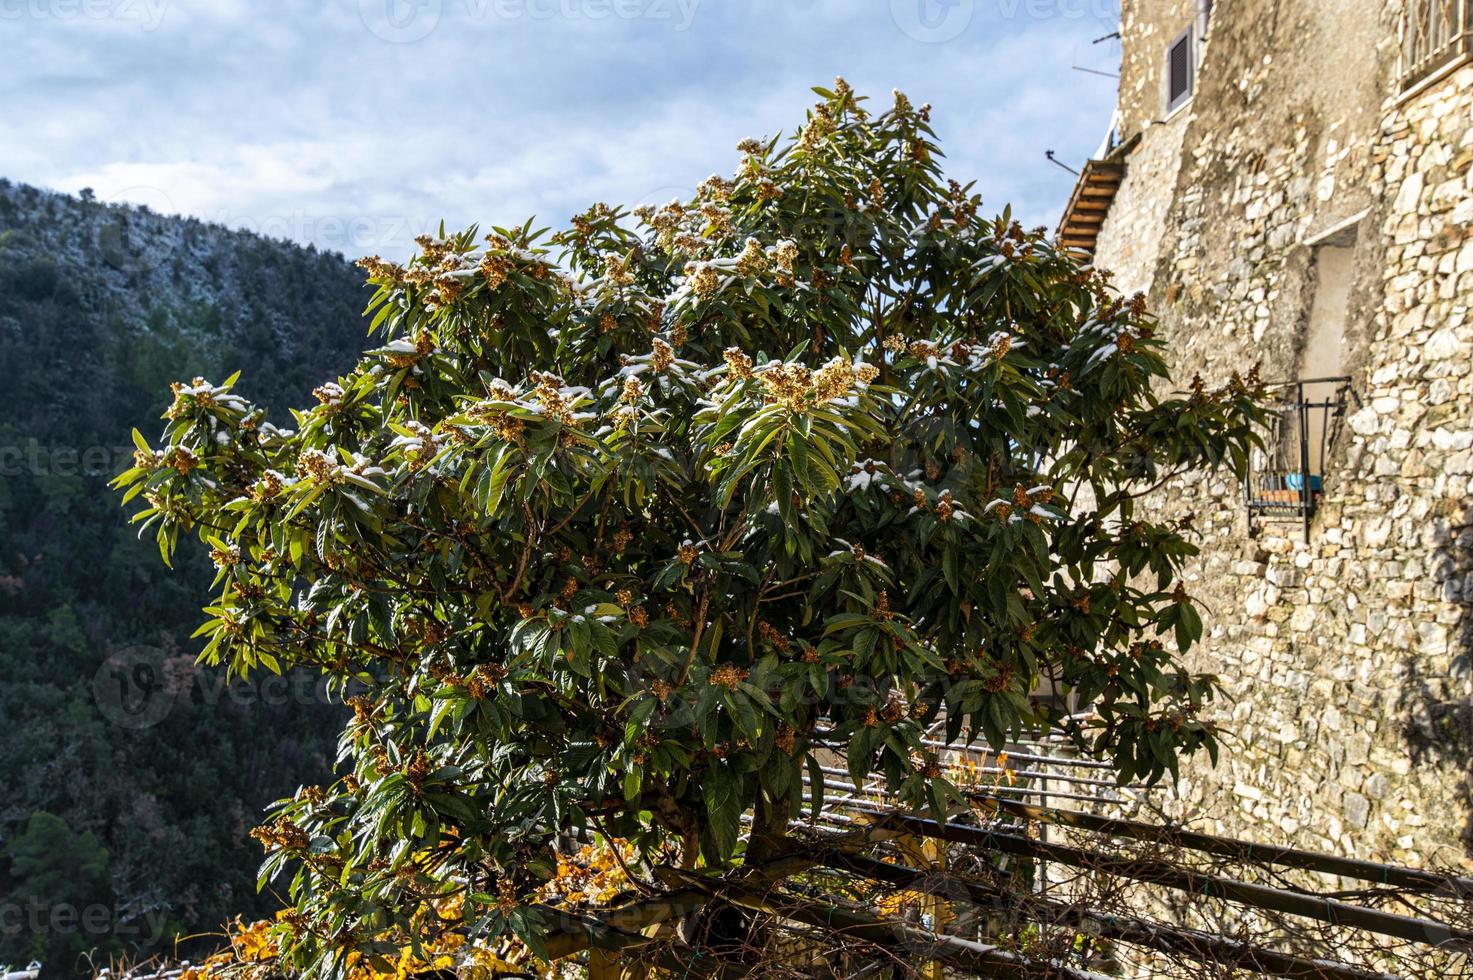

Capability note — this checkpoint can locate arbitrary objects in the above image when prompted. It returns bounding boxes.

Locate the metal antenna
[1045,151,1079,177]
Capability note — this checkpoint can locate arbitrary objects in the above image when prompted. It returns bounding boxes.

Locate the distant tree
[117,82,1263,975]
[3,812,111,976]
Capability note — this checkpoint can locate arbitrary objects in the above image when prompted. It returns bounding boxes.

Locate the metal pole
[1298,380,1312,542]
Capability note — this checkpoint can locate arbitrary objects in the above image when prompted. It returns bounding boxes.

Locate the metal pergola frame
[517,795,1473,979]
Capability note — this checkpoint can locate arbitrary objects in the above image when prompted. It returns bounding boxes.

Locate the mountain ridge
[0,179,372,976]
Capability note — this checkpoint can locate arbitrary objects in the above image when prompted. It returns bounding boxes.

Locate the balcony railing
[1403,0,1471,89]
[1244,377,1352,541]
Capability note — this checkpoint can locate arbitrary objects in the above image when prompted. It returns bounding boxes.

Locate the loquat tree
[115,81,1262,976]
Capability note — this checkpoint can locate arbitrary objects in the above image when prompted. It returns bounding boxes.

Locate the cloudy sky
[1,0,1121,260]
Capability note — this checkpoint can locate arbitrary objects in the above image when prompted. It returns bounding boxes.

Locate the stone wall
[1090,113,1188,298]
[1090,0,1473,875]
[1116,0,1200,138]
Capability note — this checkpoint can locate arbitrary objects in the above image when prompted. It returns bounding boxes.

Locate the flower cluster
[162,446,198,475]
[773,239,798,276]
[530,372,577,426]
[296,448,341,485]
[479,251,514,289]
[312,381,345,407]
[210,542,241,568]
[710,664,748,691]
[798,101,837,153]
[602,251,636,287]
[251,470,284,501]
[757,620,790,653]
[735,236,769,276]
[759,363,815,411]
[686,261,722,301]
[355,254,407,285]
[757,356,868,412]
[724,346,754,381]
[651,337,674,373]
[634,199,690,253]
[250,816,309,853]
[395,420,438,470]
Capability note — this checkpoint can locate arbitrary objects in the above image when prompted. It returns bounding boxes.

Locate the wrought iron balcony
[1244,377,1352,540]
[1403,0,1471,90]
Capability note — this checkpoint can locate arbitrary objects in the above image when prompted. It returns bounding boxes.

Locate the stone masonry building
[1057,0,1473,872]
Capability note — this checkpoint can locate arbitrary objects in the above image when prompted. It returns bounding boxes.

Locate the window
[1165,27,1194,114]
[1244,381,1351,540]
[1244,238,1356,540]
[1402,0,1471,90]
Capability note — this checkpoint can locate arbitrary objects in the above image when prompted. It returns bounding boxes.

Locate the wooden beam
[861,812,1473,953]
[1055,156,1125,242]
[966,792,1473,897]
[825,852,1402,980]
[717,882,1117,980]
[536,902,719,976]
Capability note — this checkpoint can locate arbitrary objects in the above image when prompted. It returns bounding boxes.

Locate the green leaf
[703,764,742,861]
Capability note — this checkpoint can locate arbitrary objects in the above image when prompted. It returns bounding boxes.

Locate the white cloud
[0,0,1118,258]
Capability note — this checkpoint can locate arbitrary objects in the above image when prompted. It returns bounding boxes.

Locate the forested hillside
[0,181,369,974]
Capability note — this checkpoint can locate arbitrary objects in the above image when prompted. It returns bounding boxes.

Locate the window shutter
[1166,28,1194,112]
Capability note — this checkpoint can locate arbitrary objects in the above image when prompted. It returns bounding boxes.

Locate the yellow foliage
[185,896,537,980]
[873,887,925,919]
[945,750,1018,790]
[233,919,278,962]
[537,838,636,908]
[182,843,638,980]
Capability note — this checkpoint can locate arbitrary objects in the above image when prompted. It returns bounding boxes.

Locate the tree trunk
[746,789,794,864]
[679,790,793,972]
[674,790,793,972]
